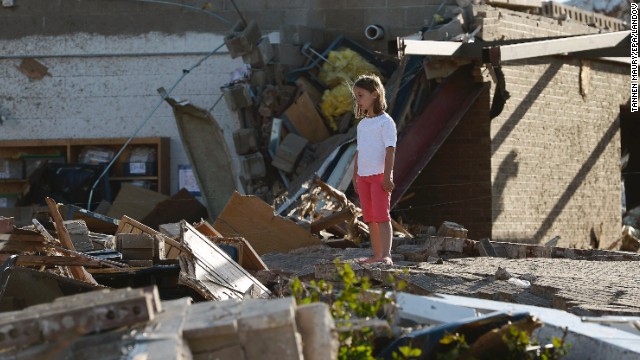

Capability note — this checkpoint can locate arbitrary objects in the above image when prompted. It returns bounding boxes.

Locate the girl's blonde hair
[352,74,387,119]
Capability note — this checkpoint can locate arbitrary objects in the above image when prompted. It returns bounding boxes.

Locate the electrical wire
[127,0,232,25]
[86,42,227,210]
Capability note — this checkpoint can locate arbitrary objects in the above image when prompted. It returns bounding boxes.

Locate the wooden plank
[310,208,353,233]
[45,198,98,285]
[179,221,270,301]
[214,192,322,255]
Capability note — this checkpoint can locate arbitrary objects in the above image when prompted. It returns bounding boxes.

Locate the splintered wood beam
[45,197,98,285]
[310,209,353,233]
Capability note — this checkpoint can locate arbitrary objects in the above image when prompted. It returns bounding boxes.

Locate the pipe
[364,24,385,41]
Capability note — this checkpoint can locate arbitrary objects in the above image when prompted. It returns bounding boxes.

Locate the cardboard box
[283,90,331,144]
[122,162,157,176]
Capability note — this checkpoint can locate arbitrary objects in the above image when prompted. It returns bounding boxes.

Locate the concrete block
[64,220,93,252]
[224,20,262,58]
[271,133,308,173]
[242,36,273,69]
[436,221,468,238]
[222,83,253,111]
[193,345,245,360]
[239,152,266,179]
[116,233,155,260]
[183,299,242,353]
[295,303,338,360]
[233,128,259,155]
[242,326,303,360]
[237,297,302,360]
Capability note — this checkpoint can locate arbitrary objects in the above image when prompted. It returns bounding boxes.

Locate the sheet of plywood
[166,97,237,220]
[213,192,322,255]
[107,183,169,221]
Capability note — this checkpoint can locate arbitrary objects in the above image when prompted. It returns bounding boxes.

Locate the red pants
[357,173,391,223]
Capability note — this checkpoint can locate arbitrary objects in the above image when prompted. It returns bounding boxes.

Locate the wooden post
[45,197,98,285]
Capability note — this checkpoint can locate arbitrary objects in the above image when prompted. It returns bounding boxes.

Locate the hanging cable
[86,42,226,210]
[128,0,232,25]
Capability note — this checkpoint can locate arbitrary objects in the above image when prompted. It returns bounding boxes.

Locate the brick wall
[395,85,493,239]
[478,7,628,248]
[0,0,450,53]
[490,57,627,248]
[474,4,601,40]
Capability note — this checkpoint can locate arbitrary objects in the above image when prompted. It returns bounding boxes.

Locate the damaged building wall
[396,85,494,239]
[397,5,628,246]
[0,32,243,194]
[490,58,627,248]
[1,0,463,196]
[478,6,629,247]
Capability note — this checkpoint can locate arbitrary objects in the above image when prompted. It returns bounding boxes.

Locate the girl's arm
[382,147,395,192]
[352,150,359,193]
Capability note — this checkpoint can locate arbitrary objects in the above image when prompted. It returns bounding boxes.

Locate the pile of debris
[1,189,640,357]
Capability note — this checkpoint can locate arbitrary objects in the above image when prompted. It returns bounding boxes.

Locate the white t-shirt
[356,112,397,176]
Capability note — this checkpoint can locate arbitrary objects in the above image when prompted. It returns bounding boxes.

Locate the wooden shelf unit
[0,137,170,199]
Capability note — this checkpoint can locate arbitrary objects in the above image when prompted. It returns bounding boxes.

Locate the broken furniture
[0,137,170,215]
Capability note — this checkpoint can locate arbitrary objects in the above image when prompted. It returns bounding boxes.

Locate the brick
[295,302,338,360]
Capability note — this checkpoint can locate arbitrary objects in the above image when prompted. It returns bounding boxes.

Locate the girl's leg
[357,175,381,262]
[368,222,382,260]
[378,220,393,262]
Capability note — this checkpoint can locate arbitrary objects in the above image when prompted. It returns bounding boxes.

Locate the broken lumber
[178,220,271,301]
[45,198,98,285]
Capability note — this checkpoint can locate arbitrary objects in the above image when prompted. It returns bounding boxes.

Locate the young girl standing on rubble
[351,74,397,265]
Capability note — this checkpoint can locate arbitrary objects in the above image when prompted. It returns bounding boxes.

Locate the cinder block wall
[478,6,628,248]
[490,58,627,248]
[474,4,600,41]
[396,86,493,239]
[0,0,451,53]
